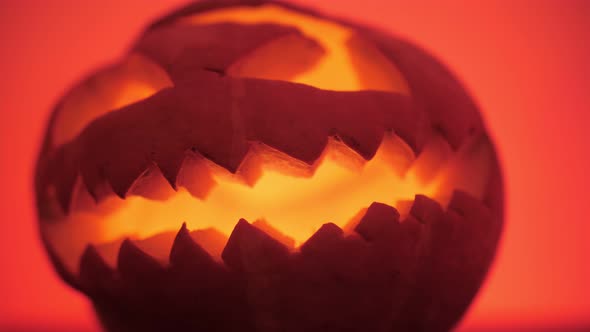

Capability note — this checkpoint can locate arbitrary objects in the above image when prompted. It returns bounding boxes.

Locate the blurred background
[0,0,589,331]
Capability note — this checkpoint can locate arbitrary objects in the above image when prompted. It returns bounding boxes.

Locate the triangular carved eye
[36,3,502,332]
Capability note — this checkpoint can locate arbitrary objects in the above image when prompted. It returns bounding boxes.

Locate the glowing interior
[42,5,492,273]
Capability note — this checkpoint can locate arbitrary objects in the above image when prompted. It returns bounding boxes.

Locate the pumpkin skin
[35,1,504,331]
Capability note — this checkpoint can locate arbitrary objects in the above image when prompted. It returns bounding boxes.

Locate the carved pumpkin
[35,1,503,331]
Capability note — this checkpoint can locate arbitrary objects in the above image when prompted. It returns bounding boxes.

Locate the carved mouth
[41,125,493,274]
[79,188,498,332]
[37,66,494,275]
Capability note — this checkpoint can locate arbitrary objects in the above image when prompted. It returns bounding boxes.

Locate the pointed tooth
[222,219,289,272]
[355,202,401,242]
[220,220,289,328]
[170,223,215,268]
[153,149,186,190]
[378,132,416,176]
[409,195,444,225]
[127,164,175,200]
[176,151,216,200]
[235,149,264,187]
[324,137,367,172]
[252,220,295,249]
[81,175,117,204]
[336,127,384,161]
[79,245,116,293]
[408,134,452,184]
[117,239,164,282]
[105,174,133,200]
[300,223,343,255]
[167,224,229,295]
[79,162,106,201]
[105,159,150,199]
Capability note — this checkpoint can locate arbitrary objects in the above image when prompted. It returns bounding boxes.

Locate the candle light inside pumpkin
[35,3,502,332]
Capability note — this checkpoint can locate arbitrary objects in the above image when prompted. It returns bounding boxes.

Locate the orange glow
[43,135,418,270]
[41,6,491,288]
[3,1,589,330]
[42,132,492,272]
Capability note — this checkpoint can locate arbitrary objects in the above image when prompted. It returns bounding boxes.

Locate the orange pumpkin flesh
[35,2,503,331]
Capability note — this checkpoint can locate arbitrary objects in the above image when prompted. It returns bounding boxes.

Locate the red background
[1,0,589,330]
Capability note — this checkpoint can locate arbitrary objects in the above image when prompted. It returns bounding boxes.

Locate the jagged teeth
[78,192,496,282]
[74,193,498,332]
[42,70,424,215]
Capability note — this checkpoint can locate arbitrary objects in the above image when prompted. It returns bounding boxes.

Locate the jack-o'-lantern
[35,1,504,331]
